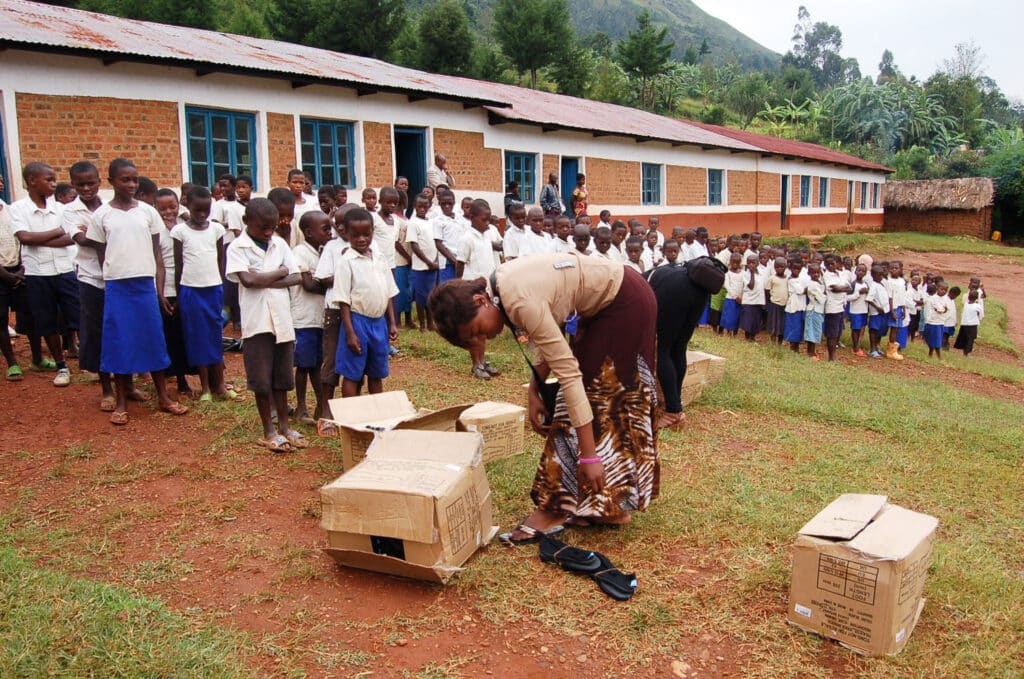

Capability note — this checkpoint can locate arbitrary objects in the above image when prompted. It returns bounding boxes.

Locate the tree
[943,41,985,81]
[78,0,216,29]
[588,56,630,105]
[493,0,572,90]
[925,72,984,147]
[581,32,613,58]
[615,10,674,110]
[311,0,407,60]
[270,0,322,45]
[416,0,474,75]
[698,38,711,59]
[877,49,901,85]
[725,72,770,128]
[221,0,274,39]
[784,5,846,89]
[549,39,594,98]
[682,45,698,66]
[470,43,514,83]
[772,65,816,106]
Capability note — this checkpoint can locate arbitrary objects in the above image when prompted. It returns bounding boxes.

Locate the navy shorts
[26,272,80,336]
[336,311,389,381]
[410,268,438,307]
[824,312,844,339]
[294,327,323,369]
[848,312,867,331]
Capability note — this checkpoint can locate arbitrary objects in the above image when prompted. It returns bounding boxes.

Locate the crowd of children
[0,159,991,449]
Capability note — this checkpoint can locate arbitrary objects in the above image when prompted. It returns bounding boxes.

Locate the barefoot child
[739,253,764,341]
[719,252,743,336]
[172,187,232,401]
[331,208,399,397]
[290,211,332,423]
[406,194,439,332]
[226,198,304,452]
[86,158,189,424]
[155,188,193,396]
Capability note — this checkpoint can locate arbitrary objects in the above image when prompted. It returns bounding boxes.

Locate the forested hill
[449,0,781,71]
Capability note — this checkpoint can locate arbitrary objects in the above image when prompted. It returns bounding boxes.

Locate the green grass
[0,545,247,677]
[821,232,1024,262]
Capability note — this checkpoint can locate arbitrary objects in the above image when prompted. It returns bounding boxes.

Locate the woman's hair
[429,278,489,348]
[576,172,586,183]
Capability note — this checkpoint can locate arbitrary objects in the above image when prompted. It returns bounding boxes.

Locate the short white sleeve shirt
[87,202,162,280]
[315,238,347,310]
[371,211,398,269]
[170,222,226,288]
[290,242,324,329]
[225,232,298,342]
[330,246,399,318]
[10,196,73,276]
[63,197,105,289]
[405,216,438,271]
[457,227,497,280]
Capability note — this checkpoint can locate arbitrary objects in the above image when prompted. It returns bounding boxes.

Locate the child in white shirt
[405,193,440,331]
[290,212,332,423]
[954,290,984,356]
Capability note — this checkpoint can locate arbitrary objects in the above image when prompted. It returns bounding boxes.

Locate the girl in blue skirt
[85,158,189,425]
[172,186,233,401]
[719,252,743,336]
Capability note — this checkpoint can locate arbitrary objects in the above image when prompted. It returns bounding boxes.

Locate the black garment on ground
[644,264,709,414]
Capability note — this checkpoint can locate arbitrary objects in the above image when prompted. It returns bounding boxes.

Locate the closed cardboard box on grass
[320,430,498,584]
[787,494,939,656]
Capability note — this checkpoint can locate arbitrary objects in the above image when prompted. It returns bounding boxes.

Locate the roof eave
[0,40,510,109]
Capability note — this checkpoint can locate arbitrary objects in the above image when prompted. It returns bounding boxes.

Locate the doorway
[0,114,9,203]
[393,127,427,210]
[560,157,579,215]
[847,181,855,224]
[780,175,790,230]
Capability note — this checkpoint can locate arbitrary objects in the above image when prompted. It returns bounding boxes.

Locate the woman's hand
[579,460,605,494]
[527,380,551,436]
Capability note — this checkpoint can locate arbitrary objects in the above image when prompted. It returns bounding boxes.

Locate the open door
[847,181,855,225]
[560,157,579,215]
[393,127,426,215]
[780,175,790,230]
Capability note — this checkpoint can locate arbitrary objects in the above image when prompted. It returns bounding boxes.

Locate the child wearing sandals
[226,198,305,453]
[85,158,189,424]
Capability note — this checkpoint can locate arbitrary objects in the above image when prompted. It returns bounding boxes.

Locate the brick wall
[542,154,559,187]
[587,157,641,205]
[831,179,849,208]
[433,128,501,192]
[791,174,802,208]
[728,170,756,204]
[666,165,706,205]
[16,93,181,186]
[756,172,780,204]
[266,112,296,187]
[363,121,393,189]
[884,207,990,239]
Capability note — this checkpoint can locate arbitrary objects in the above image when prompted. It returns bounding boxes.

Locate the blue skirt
[868,314,888,332]
[888,307,904,328]
[848,312,867,331]
[180,284,224,367]
[720,298,740,331]
[699,301,710,326]
[739,304,763,335]
[438,260,456,284]
[393,265,412,314]
[803,310,824,343]
[897,324,909,349]
[784,311,805,343]
[101,277,170,375]
[923,324,945,349]
[410,268,438,307]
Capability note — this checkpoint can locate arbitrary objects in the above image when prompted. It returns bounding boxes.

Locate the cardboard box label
[817,554,878,605]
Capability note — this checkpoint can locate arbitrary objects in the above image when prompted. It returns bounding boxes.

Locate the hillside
[453,0,781,72]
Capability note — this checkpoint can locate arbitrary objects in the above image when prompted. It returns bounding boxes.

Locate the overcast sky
[693,0,1023,102]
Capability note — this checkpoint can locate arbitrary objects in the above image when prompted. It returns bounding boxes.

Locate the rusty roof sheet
[0,0,506,106]
[1,0,890,172]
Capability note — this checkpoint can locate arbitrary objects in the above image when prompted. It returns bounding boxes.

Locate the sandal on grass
[538,536,603,574]
[498,523,565,546]
[590,552,638,601]
[6,365,23,381]
[99,395,117,412]
[110,411,129,426]
[284,429,309,449]
[158,402,189,416]
[257,434,291,454]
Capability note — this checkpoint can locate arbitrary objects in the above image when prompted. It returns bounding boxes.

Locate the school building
[0,0,890,237]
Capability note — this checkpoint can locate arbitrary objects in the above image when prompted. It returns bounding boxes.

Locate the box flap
[848,504,939,560]
[392,404,472,433]
[367,430,483,468]
[459,401,526,420]
[799,494,888,540]
[323,547,456,584]
[326,391,417,429]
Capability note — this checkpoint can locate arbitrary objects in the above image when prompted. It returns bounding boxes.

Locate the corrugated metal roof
[0,0,890,173]
[691,122,893,172]
[0,0,506,106]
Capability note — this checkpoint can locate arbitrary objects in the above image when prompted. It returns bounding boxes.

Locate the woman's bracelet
[579,457,602,465]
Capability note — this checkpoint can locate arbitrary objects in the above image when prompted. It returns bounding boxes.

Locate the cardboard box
[320,429,499,584]
[787,494,939,656]
[319,391,470,470]
[457,401,527,464]
[688,350,726,384]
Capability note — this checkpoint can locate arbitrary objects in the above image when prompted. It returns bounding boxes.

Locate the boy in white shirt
[883,261,908,360]
[0,173,38,380]
[455,199,501,380]
[845,263,870,356]
[624,236,645,274]
[226,198,302,453]
[291,212,332,423]
[865,265,891,358]
[314,204,353,403]
[784,259,808,351]
[502,203,527,260]
[822,257,852,361]
[433,189,462,282]
[405,194,440,332]
[519,207,554,257]
[331,208,399,397]
[954,289,984,356]
[552,216,573,253]
[10,162,77,386]
[287,169,319,245]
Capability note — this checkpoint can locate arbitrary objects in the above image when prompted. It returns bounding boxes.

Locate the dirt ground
[1,249,1021,677]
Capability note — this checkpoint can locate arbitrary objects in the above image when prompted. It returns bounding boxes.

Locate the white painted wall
[0,49,888,220]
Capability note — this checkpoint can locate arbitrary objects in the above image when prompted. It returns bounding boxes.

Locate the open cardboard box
[457,401,526,464]
[320,429,499,584]
[787,494,939,656]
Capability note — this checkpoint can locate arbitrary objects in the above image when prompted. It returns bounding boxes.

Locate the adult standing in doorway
[427,154,455,190]
[503,181,522,218]
[539,172,562,218]
[428,252,659,543]
[570,173,588,219]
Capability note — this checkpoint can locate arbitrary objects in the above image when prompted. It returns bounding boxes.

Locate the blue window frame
[186,107,257,190]
[872,183,880,209]
[504,151,536,203]
[860,181,868,209]
[641,163,661,205]
[799,175,811,207]
[707,168,723,206]
[818,177,829,208]
[300,118,355,189]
